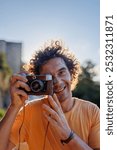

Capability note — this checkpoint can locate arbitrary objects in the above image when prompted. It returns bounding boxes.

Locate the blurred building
[0,40,22,73]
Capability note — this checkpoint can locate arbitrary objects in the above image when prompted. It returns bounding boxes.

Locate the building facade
[0,40,22,73]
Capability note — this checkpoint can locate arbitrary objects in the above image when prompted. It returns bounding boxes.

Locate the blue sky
[0,0,99,67]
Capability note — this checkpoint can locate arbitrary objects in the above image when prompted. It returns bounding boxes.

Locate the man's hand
[42,94,71,140]
[10,73,30,108]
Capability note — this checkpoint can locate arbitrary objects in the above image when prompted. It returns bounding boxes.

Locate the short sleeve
[88,105,100,149]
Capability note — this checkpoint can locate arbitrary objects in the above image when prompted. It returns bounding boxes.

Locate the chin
[56,92,70,103]
[54,86,71,102]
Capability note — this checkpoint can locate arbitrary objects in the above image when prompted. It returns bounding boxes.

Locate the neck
[61,96,74,113]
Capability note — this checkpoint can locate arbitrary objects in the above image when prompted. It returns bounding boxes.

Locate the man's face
[40,57,72,103]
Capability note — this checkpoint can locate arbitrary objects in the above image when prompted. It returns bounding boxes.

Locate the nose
[53,76,60,84]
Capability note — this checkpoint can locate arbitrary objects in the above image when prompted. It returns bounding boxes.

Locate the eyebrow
[58,67,67,72]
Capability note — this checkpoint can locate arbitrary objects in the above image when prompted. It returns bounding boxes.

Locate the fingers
[10,73,30,92]
[14,89,28,100]
[42,104,60,122]
[43,112,58,126]
[15,80,30,92]
[10,74,27,85]
[48,94,62,114]
[53,94,62,109]
[9,73,30,108]
[42,94,64,126]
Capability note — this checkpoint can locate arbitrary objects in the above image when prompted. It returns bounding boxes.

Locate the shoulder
[73,98,100,129]
[73,97,100,119]
[26,96,46,107]
[19,97,47,115]
[74,97,99,111]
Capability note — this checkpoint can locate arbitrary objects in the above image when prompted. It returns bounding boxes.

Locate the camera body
[26,74,53,96]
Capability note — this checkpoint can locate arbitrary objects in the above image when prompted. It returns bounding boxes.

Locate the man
[1,40,100,150]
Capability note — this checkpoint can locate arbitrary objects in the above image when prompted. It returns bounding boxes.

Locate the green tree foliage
[0,108,5,120]
[0,52,12,108]
[72,61,100,107]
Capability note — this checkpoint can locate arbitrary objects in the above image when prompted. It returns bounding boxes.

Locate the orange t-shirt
[10,97,100,150]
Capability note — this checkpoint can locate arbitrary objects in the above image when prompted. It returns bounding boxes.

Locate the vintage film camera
[21,74,53,96]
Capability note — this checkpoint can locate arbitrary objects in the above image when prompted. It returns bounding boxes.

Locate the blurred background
[0,0,100,119]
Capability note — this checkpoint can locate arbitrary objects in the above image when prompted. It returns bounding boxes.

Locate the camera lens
[30,80,44,92]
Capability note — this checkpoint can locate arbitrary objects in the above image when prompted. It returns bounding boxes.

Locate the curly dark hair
[25,40,81,90]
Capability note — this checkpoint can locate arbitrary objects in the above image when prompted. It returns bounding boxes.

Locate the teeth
[55,86,65,93]
[57,88,64,92]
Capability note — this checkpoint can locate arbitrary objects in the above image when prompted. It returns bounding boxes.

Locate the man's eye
[59,70,66,75]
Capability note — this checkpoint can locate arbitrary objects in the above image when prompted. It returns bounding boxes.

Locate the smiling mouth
[54,86,66,94]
